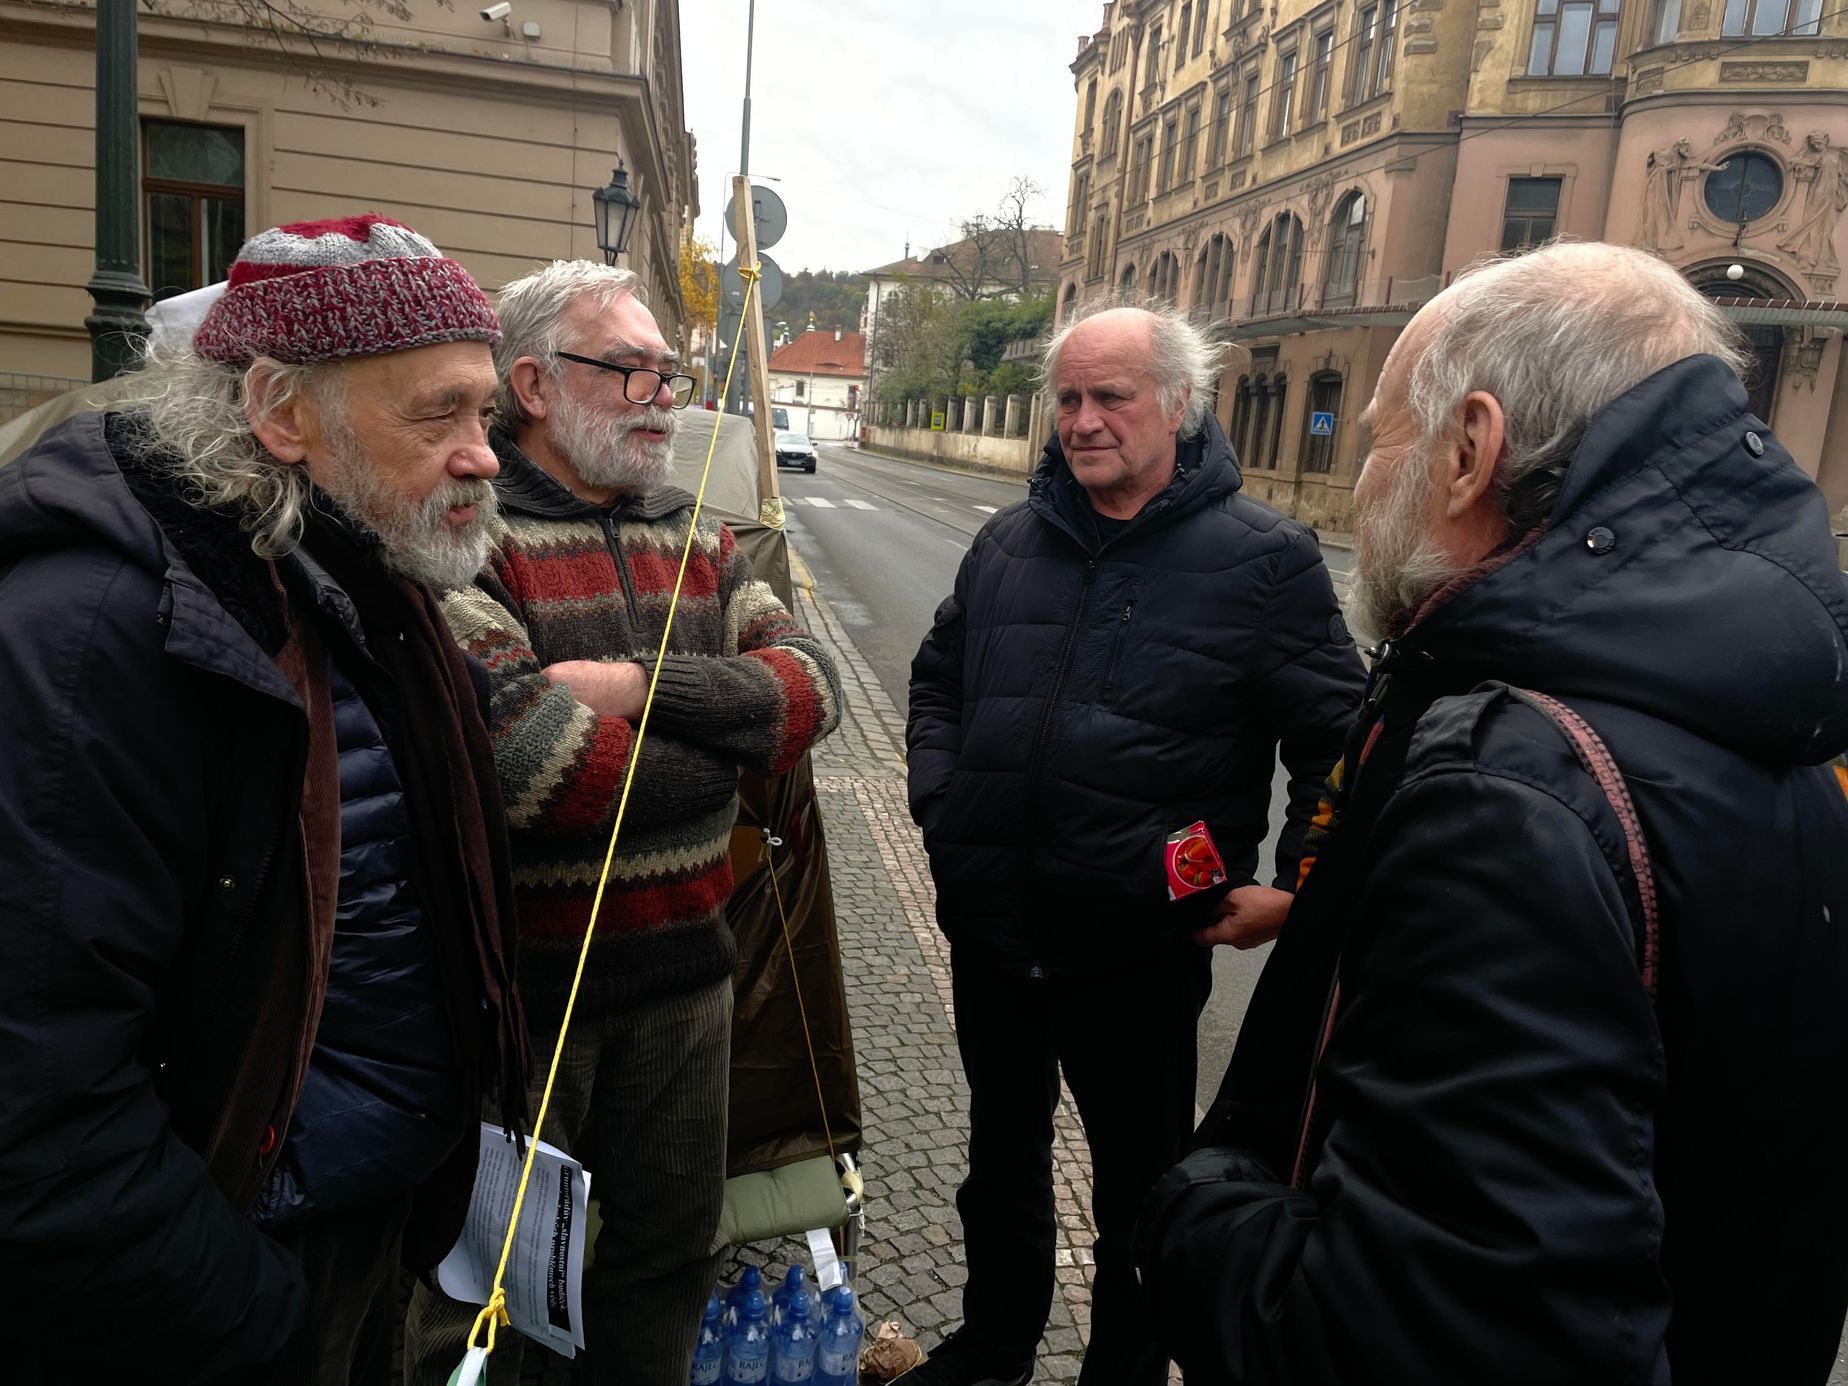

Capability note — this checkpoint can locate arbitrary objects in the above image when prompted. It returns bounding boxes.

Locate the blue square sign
[1309,411,1336,437]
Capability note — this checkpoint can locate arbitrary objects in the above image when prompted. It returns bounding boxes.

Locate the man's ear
[1169,383,1191,434]
[242,358,313,466]
[1443,390,1506,520]
[509,357,553,422]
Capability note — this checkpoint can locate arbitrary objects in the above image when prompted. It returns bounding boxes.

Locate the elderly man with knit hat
[0,214,528,1386]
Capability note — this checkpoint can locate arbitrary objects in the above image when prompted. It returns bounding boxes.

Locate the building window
[1265,377,1289,468]
[1308,29,1335,121]
[1151,251,1181,304]
[1177,4,1193,67]
[1237,65,1260,157]
[1271,46,1300,142]
[1088,212,1109,278]
[1195,0,1211,52]
[1704,150,1783,224]
[1061,282,1079,323]
[1146,24,1164,85]
[1650,0,1682,41]
[1111,28,1131,71]
[1103,91,1124,157]
[1501,176,1561,250]
[1302,373,1342,473]
[1158,115,1180,193]
[1209,84,1233,166]
[1085,80,1099,136]
[1181,102,1202,183]
[1723,0,1822,32]
[1230,375,1253,458]
[1130,132,1155,202]
[1323,191,1365,304]
[794,380,806,399]
[1350,0,1398,103]
[1120,262,1139,298]
[1253,213,1306,314]
[1527,0,1620,75]
[143,120,244,300]
[1193,233,1235,319]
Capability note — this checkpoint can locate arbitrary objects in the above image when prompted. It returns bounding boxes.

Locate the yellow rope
[467,264,764,1357]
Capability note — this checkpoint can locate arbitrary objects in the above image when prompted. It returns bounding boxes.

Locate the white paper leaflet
[437,1122,591,1359]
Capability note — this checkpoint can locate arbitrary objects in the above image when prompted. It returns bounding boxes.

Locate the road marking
[973,504,998,514]
[844,499,876,510]
[805,496,837,508]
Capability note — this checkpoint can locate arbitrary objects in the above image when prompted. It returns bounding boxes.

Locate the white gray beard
[315,428,498,591]
[553,392,678,494]
[1348,451,1464,645]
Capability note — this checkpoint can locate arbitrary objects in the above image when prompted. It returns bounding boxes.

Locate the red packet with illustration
[1165,820,1227,901]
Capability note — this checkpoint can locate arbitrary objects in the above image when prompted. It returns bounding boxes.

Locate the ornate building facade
[1059,0,1848,528]
[0,0,696,393]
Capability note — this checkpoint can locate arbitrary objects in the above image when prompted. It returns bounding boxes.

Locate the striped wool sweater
[443,436,842,1020]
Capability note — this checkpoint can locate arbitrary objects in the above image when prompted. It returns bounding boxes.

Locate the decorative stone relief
[1307,174,1335,220]
[1227,169,1249,192]
[157,67,217,122]
[1716,111,1793,145]
[1634,67,1665,96]
[1688,0,1710,26]
[1777,131,1847,276]
[1341,120,1363,145]
[1237,205,1262,240]
[1719,61,1809,82]
[1639,138,1725,252]
[1473,38,1495,70]
[1362,112,1384,136]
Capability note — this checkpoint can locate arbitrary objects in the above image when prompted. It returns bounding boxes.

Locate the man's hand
[543,659,649,721]
[1193,884,1294,950]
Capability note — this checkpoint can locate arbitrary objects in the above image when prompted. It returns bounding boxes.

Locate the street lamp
[592,162,642,266]
[85,0,151,381]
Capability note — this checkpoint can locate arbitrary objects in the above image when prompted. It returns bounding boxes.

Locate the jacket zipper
[1101,595,1138,706]
[602,517,644,631]
[1024,559,1097,850]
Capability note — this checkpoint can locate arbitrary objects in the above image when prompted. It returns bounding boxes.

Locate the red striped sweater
[442,436,841,1020]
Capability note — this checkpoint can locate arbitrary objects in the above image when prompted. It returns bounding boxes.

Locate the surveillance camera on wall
[480,3,511,21]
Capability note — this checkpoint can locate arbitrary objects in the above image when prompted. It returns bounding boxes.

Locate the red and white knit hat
[193,213,500,366]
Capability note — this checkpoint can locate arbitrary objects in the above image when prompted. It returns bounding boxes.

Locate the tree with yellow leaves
[679,225,719,335]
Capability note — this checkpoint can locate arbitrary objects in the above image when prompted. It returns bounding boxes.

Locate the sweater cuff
[646,655,720,729]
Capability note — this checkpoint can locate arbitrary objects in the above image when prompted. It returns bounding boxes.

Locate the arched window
[1102,90,1124,157]
[1119,262,1139,298]
[1150,251,1181,304]
[1323,192,1366,306]
[1061,282,1079,324]
[1253,213,1305,314]
[1302,372,1343,473]
[1264,376,1289,468]
[1192,234,1235,320]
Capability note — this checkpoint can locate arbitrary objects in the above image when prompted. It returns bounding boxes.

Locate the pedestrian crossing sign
[930,411,946,431]
[1310,411,1336,437]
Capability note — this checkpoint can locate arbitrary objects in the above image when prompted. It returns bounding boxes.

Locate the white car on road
[775,432,817,473]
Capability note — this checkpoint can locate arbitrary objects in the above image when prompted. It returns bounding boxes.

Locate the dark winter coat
[907,413,1365,976]
[0,413,522,1383]
[1138,355,1848,1386]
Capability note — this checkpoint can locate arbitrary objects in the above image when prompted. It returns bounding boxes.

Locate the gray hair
[1408,240,1750,533]
[1041,299,1226,438]
[115,341,345,558]
[492,260,647,426]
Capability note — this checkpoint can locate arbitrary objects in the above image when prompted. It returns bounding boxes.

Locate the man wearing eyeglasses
[404,261,842,1386]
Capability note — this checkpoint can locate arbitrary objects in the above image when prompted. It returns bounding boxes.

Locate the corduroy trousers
[403,974,732,1386]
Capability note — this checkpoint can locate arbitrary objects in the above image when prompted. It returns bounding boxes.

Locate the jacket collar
[489,426,696,523]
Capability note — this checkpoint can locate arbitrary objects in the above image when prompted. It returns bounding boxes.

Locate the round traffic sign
[720,253,784,313]
[724,183,788,250]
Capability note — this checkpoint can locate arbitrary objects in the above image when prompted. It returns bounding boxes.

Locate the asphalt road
[781,441,1320,1113]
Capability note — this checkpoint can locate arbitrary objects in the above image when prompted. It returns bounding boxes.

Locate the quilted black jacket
[907,414,1365,976]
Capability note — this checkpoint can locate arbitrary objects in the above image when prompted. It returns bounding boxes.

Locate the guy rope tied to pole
[450,263,768,1386]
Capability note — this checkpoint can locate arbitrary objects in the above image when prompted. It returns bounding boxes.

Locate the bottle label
[774,1361,815,1382]
[728,1360,769,1384]
[693,1364,723,1386]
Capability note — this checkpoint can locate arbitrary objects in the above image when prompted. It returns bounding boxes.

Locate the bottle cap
[743,1288,768,1318]
[789,1289,813,1319]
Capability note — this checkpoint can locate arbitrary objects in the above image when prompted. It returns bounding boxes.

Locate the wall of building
[0,0,694,381]
[768,370,862,441]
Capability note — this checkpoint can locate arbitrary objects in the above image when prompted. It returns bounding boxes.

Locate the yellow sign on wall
[930,411,946,431]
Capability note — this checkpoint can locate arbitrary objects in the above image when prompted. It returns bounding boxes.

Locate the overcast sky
[681,0,1084,277]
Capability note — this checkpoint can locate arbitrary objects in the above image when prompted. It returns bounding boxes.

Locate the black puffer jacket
[1139,356,1848,1385]
[907,415,1365,975]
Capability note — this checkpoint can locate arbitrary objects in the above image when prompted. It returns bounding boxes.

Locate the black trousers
[269,1196,412,1386]
[950,943,1211,1386]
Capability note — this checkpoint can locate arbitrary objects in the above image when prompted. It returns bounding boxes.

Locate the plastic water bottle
[723,1264,764,1332]
[814,1287,864,1386]
[691,1292,726,1386]
[770,1289,819,1383]
[771,1265,808,1328]
[723,1288,772,1384]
